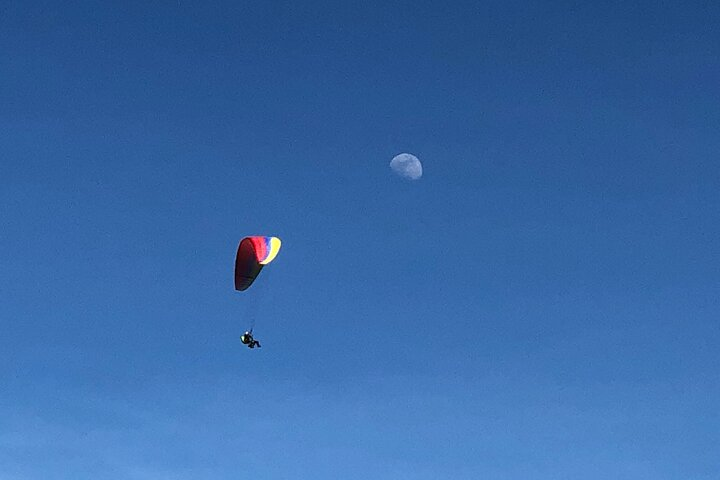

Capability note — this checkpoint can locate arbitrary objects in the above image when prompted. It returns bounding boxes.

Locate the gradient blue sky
[1,1,719,478]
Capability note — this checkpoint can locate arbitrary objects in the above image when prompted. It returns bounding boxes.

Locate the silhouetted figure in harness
[240,330,261,349]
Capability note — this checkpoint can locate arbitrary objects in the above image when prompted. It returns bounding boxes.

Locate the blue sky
[1,0,719,478]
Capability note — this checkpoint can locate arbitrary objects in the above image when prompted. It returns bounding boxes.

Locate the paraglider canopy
[234,236,281,291]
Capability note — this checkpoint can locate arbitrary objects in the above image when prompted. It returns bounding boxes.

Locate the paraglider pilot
[240,330,261,349]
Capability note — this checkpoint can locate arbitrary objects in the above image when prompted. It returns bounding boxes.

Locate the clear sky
[1,1,719,478]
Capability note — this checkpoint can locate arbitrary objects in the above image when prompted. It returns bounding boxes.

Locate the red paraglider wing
[234,236,281,291]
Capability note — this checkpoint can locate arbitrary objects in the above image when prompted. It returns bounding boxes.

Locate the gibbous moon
[390,153,423,180]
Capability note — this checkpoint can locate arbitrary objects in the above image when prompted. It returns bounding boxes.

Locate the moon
[390,153,423,180]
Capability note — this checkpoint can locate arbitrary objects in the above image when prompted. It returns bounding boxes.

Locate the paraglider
[240,330,261,349]
[234,236,281,349]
